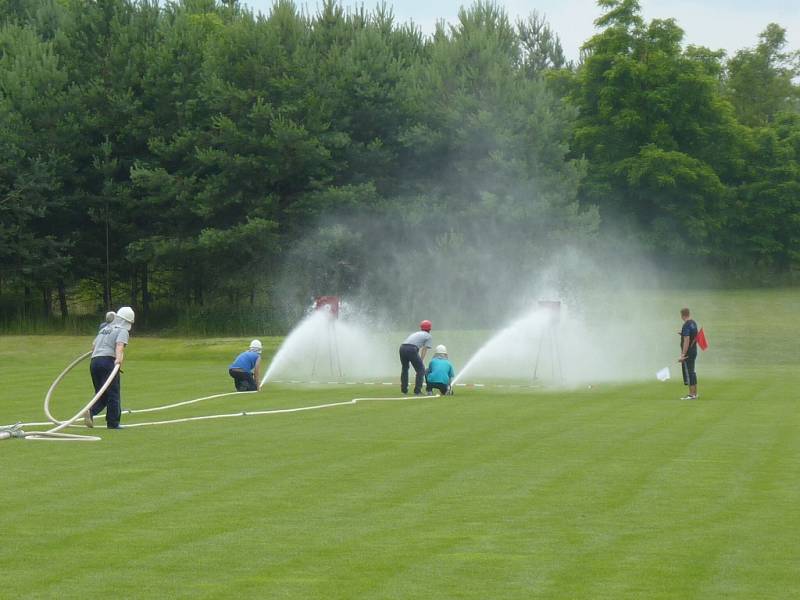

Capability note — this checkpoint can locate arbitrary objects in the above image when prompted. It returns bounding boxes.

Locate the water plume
[454,293,670,387]
[261,304,396,385]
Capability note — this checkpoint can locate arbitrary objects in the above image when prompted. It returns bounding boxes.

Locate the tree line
[0,0,797,331]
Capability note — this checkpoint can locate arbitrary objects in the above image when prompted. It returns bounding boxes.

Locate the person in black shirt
[678,307,698,399]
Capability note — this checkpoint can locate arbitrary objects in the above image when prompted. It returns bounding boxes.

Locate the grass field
[1,289,799,599]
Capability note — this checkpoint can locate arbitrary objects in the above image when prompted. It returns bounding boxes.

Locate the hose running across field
[0,352,437,442]
[2,352,116,442]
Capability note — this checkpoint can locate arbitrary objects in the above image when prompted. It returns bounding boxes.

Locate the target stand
[532,300,563,384]
[311,296,343,378]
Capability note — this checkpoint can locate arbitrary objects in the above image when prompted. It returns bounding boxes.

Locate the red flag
[696,327,708,351]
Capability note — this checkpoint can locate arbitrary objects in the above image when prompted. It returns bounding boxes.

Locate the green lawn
[1,289,799,599]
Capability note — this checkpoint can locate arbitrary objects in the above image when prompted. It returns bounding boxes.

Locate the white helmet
[249,339,263,353]
[435,344,448,355]
[116,306,135,324]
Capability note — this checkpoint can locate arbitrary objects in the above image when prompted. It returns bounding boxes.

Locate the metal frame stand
[532,312,563,384]
[311,319,342,378]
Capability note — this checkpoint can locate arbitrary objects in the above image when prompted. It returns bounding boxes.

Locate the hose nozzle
[0,423,25,439]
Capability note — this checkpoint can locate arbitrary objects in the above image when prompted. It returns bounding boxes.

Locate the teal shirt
[426,357,454,385]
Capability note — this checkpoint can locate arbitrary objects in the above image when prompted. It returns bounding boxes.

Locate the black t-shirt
[680,319,698,357]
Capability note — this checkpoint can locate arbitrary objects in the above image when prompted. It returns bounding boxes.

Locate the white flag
[656,367,670,382]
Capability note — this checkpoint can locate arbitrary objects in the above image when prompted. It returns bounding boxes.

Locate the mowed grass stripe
[0,384,792,600]
[2,314,800,599]
[533,379,799,599]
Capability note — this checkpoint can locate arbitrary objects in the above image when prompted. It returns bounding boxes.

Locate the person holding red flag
[678,307,700,399]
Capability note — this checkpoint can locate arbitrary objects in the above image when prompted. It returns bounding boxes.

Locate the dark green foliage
[0,0,797,333]
[567,0,798,272]
[570,2,733,252]
[726,24,799,127]
[728,113,800,271]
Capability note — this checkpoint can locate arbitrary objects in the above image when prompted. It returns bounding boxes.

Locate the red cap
[420,320,432,332]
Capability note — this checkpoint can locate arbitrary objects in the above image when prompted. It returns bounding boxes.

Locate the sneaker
[689,394,698,399]
[83,411,94,428]
[680,395,695,400]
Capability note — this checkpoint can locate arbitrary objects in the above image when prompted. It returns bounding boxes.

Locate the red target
[314,296,340,318]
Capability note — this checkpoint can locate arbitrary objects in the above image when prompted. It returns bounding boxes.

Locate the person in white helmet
[228,340,262,392]
[85,306,135,429]
[425,344,455,396]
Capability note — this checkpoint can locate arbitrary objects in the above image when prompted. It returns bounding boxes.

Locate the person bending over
[399,320,433,395]
[229,340,262,392]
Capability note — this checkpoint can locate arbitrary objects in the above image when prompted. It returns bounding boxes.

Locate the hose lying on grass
[1,352,438,442]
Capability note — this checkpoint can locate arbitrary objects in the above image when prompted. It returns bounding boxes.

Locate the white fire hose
[0,352,437,442]
[2,351,111,441]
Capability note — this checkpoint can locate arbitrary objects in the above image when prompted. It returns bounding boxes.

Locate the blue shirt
[680,319,698,357]
[426,357,455,385]
[229,350,260,373]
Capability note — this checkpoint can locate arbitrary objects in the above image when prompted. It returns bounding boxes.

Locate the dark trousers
[681,355,697,386]
[426,382,449,395]
[230,368,257,392]
[90,356,122,428]
[399,344,425,394]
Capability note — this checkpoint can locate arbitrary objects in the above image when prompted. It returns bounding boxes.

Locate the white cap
[113,306,135,331]
[435,344,447,355]
[249,339,263,353]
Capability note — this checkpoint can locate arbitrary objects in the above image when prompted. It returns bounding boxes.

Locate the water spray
[452,304,555,387]
[261,298,395,387]
[310,296,342,378]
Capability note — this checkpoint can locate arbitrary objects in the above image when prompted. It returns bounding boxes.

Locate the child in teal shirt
[426,345,455,396]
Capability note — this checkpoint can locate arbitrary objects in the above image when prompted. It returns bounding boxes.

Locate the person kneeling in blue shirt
[229,340,262,392]
[426,345,455,396]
